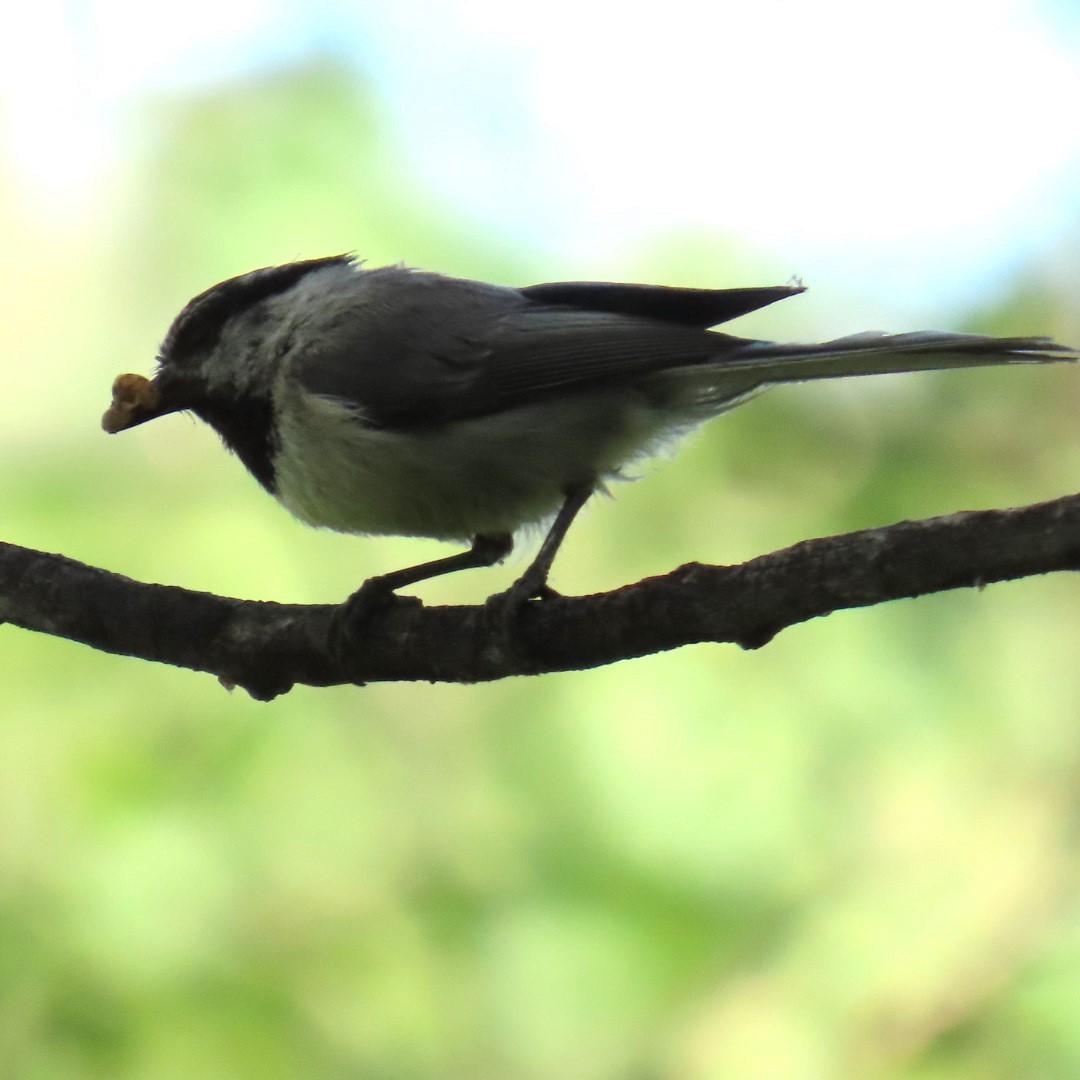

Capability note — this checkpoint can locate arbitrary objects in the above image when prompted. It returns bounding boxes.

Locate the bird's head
[102,255,354,435]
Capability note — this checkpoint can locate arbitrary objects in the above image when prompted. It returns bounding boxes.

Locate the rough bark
[2,493,1078,700]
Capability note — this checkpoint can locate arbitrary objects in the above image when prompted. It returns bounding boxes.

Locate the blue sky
[4,0,1078,316]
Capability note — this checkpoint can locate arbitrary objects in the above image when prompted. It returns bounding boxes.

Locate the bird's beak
[102,372,180,433]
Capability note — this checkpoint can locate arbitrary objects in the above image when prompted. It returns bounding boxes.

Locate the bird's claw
[330,576,418,676]
[482,573,561,657]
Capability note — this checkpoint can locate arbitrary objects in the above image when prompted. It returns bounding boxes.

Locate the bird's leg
[361,533,515,596]
[332,532,513,663]
[510,482,593,602]
[484,482,594,637]
[332,482,593,666]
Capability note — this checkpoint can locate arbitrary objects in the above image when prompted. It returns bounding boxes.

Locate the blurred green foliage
[2,63,1080,1080]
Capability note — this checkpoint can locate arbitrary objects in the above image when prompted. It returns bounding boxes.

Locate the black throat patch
[192,392,279,495]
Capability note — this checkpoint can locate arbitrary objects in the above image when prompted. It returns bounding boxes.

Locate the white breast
[270,377,681,541]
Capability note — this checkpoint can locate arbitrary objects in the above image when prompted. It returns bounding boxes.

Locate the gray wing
[519,280,804,327]
[295,268,760,428]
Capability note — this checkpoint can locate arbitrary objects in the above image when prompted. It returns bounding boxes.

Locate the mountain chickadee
[102,255,1073,635]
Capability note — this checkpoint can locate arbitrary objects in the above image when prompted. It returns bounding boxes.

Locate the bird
[102,255,1074,642]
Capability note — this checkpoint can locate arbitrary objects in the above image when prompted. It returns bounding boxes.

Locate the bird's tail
[718,331,1075,385]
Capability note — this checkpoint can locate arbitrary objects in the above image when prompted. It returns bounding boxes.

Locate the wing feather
[295,270,758,427]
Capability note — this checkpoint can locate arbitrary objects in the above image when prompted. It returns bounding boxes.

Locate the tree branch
[4,492,1080,700]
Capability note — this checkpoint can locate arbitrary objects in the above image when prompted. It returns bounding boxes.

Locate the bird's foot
[329,576,421,678]
[482,571,561,659]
